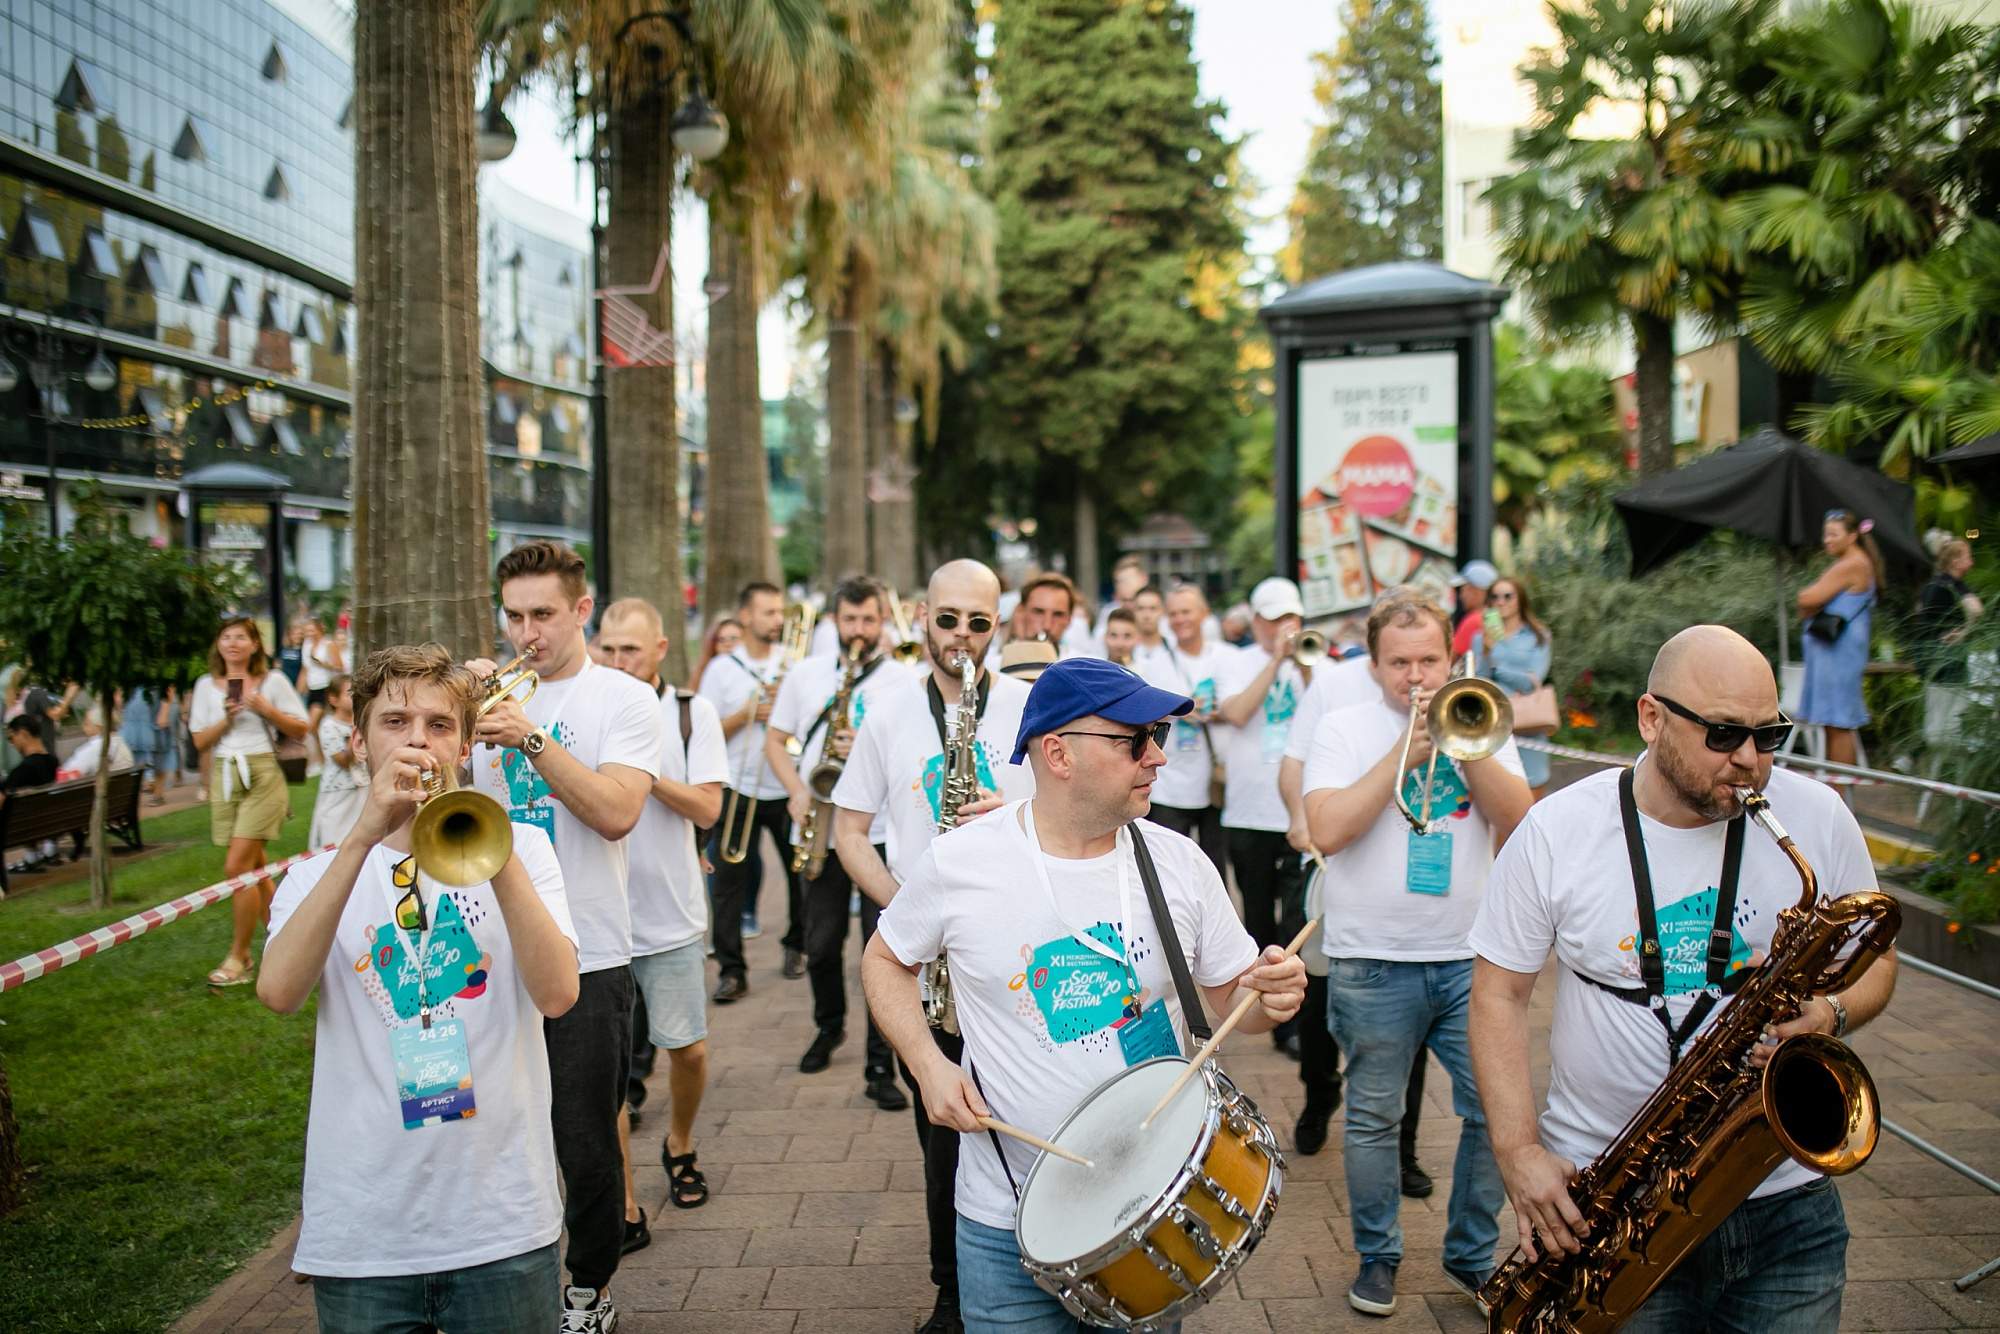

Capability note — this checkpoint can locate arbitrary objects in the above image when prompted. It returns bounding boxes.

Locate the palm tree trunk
[350,0,491,657]
[1632,310,1676,478]
[702,209,777,618]
[825,304,868,583]
[1074,486,1100,609]
[872,345,917,596]
[89,690,112,909]
[606,95,687,682]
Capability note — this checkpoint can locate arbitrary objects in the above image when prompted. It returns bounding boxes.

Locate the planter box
[1878,874,2000,989]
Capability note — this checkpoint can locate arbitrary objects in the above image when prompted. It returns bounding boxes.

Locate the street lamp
[0,312,119,538]
[670,90,728,161]
[83,350,117,394]
[477,97,519,162]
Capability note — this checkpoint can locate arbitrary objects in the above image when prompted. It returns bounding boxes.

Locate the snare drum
[1014,1057,1284,1331]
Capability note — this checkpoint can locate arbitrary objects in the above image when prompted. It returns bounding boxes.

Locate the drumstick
[1141,916,1320,1129]
[977,1116,1094,1168]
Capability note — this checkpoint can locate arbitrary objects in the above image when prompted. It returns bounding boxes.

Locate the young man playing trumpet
[259,645,580,1333]
[470,541,665,1333]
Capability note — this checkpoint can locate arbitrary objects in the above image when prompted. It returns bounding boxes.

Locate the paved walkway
[176,874,2000,1333]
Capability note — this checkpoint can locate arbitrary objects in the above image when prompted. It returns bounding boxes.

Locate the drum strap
[1129,822,1212,1046]
[966,1060,1023,1200]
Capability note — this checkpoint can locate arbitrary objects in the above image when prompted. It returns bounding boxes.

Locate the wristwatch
[521,726,550,758]
[1824,993,1849,1039]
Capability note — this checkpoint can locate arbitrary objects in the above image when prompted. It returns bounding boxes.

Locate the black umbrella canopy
[1613,427,1925,577]
[1929,430,2000,465]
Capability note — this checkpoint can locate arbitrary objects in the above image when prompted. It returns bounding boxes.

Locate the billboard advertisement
[1295,351,1460,619]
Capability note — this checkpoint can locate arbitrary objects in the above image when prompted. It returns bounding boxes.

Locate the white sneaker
[561,1286,619,1333]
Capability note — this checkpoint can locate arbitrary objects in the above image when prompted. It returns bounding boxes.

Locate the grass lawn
[0,787,321,1334]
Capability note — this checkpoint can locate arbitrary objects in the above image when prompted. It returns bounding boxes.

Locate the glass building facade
[0,0,594,629]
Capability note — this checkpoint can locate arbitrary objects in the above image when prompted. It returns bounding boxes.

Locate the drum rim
[1013,1057,1224,1271]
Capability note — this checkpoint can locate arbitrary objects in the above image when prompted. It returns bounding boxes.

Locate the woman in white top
[190,616,309,986]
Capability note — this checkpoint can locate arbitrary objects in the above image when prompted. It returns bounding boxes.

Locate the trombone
[410,764,514,887]
[1393,668,1513,833]
[888,592,924,666]
[717,602,818,864]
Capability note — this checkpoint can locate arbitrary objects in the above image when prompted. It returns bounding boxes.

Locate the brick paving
[175,845,2000,1333]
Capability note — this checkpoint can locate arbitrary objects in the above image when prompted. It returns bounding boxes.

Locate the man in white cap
[1215,575,1316,1058]
[1453,560,1500,662]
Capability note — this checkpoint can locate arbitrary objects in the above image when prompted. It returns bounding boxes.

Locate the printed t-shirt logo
[1400,757,1471,820]
[1649,886,1754,994]
[1025,923,1139,1043]
[361,892,493,1024]
[918,740,997,822]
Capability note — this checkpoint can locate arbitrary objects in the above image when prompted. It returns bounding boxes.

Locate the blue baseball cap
[1011,657,1194,764]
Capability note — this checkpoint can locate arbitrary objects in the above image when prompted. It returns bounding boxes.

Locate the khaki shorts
[210,751,290,845]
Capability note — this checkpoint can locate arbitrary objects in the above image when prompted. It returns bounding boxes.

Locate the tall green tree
[985,0,1245,593]
[1489,0,1773,476]
[1283,0,1442,282]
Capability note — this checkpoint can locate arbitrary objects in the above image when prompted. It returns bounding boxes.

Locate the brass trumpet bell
[411,769,514,887]
[1427,677,1514,763]
[1292,629,1328,669]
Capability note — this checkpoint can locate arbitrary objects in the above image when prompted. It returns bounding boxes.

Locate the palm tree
[1488,0,1773,476]
[352,0,494,655]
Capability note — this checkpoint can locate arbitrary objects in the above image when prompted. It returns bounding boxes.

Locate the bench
[0,767,146,893]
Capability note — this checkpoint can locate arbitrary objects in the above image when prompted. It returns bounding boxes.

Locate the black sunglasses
[1651,694,1793,754]
[1056,721,1172,760]
[931,611,996,634]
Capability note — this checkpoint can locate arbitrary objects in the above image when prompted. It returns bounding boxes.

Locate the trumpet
[410,763,514,887]
[718,602,818,865]
[888,593,924,666]
[476,648,538,718]
[1291,628,1328,669]
[1393,669,1513,833]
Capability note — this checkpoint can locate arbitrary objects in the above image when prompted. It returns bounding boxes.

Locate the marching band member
[1135,583,1233,876]
[470,541,665,1334]
[259,645,580,1334]
[1304,593,1530,1317]
[862,657,1306,1334]
[1126,585,1169,670]
[697,581,805,999]
[1100,606,1139,667]
[832,558,1036,1334]
[1470,626,1896,1331]
[596,598,730,1221]
[766,577,915,1106]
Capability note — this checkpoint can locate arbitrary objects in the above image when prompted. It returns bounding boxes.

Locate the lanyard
[378,854,437,1025]
[924,669,991,754]
[1019,800,1137,973]
[1617,763,1745,1064]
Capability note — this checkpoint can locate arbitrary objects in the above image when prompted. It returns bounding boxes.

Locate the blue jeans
[312,1241,560,1334]
[1326,957,1504,1272]
[1624,1177,1847,1333]
[957,1216,1180,1334]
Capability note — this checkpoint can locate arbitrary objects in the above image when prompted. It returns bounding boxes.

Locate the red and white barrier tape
[1514,738,2000,809]
[0,845,335,993]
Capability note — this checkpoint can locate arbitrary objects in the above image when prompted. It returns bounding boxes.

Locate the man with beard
[1470,625,1897,1332]
[832,558,1036,1334]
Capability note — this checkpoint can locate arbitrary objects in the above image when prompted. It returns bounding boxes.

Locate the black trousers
[1148,801,1228,878]
[707,792,804,977]
[803,842,892,1077]
[900,1027,964,1298]
[1225,826,1307,955]
[546,964,635,1292]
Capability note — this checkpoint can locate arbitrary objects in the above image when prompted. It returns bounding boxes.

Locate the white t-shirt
[768,653,918,847]
[1303,698,1526,961]
[303,635,341,691]
[1213,647,1309,831]
[1469,762,1877,1200]
[875,802,1259,1230]
[1128,639,1172,674]
[1282,655,1379,762]
[269,829,578,1277]
[831,669,1036,882]
[696,646,791,800]
[471,659,663,974]
[189,671,308,759]
[627,687,730,957]
[1138,639,1235,810]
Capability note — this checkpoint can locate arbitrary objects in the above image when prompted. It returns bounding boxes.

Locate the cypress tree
[1285,0,1442,281]
[985,0,1244,585]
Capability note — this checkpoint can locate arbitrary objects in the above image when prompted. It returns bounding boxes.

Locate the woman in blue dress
[1478,576,1554,796]
[1797,509,1883,766]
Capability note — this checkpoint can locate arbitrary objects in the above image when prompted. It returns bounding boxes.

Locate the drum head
[1017,1059,1210,1265]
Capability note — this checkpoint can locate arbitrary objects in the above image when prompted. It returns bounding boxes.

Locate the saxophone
[1482,786,1901,1334]
[793,640,866,879]
[921,651,981,1035]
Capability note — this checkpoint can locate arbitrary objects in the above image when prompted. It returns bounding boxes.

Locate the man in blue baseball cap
[863,657,1307,1334]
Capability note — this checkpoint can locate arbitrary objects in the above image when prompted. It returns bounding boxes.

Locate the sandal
[665,1149,709,1209]
[207,957,255,987]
